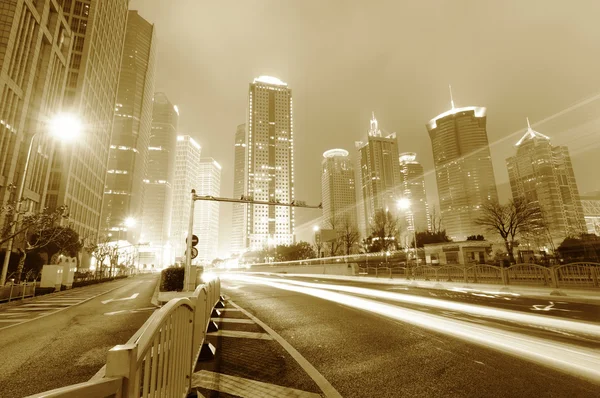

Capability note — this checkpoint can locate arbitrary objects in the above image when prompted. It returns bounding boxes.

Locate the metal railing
[29,278,222,398]
[0,281,36,302]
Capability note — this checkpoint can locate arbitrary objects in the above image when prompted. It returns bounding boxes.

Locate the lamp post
[1,113,82,286]
[397,198,418,266]
[313,225,321,260]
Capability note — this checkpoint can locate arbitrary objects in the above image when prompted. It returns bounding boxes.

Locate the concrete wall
[247,263,357,276]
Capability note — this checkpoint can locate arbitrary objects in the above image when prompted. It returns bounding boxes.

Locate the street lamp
[1,113,82,286]
[313,225,322,259]
[124,217,136,228]
[397,198,418,266]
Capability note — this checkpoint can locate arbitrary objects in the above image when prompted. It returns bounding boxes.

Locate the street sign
[187,234,199,247]
[191,247,198,259]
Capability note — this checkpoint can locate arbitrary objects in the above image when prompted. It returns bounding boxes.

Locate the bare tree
[369,209,400,252]
[107,244,120,278]
[326,213,342,257]
[475,198,542,264]
[429,205,443,234]
[90,236,111,278]
[340,216,360,255]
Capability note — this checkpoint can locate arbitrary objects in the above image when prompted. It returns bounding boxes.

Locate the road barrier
[0,281,36,302]
[28,278,222,398]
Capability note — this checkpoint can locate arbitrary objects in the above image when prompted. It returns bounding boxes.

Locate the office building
[426,99,498,240]
[245,76,294,251]
[46,0,128,240]
[139,93,178,267]
[195,158,221,263]
[170,135,201,261]
[321,149,357,230]
[399,152,430,233]
[0,0,71,221]
[102,10,156,244]
[506,120,586,242]
[355,113,402,237]
[581,192,600,235]
[231,123,246,254]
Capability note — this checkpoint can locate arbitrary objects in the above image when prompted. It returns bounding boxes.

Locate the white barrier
[28,278,221,398]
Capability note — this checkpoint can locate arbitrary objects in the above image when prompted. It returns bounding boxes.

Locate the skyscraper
[245,76,294,251]
[426,97,498,241]
[506,119,586,242]
[102,10,156,244]
[580,192,600,235]
[0,0,71,219]
[195,158,221,263]
[46,0,128,240]
[170,135,201,261]
[139,93,178,267]
[231,123,246,254]
[398,153,430,233]
[321,149,357,231]
[355,113,402,237]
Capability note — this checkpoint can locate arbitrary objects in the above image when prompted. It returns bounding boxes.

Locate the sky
[130,0,600,257]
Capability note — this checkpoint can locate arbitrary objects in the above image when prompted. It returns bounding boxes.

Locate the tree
[340,216,360,255]
[325,214,342,257]
[415,230,451,248]
[557,234,600,263]
[466,234,485,241]
[429,205,443,234]
[272,242,316,261]
[368,209,400,252]
[475,198,542,264]
[90,236,111,278]
[34,226,81,264]
[107,244,120,277]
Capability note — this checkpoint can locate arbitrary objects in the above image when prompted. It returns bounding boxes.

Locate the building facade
[139,92,178,267]
[355,113,402,237]
[398,152,430,233]
[426,104,498,241]
[231,123,246,254]
[506,120,586,242]
[170,135,201,261]
[102,10,156,244]
[0,0,72,222]
[321,149,357,231]
[195,158,221,263]
[580,192,600,235]
[245,76,294,251]
[46,0,128,240]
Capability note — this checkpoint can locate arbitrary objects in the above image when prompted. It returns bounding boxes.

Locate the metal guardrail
[29,278,222,398]
[0,281,36,302]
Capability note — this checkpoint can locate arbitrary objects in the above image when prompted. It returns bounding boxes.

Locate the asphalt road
[220,273,600,398]
[0,274,158,398]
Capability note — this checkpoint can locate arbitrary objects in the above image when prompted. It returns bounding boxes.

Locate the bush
[71,275,128,288]
[35,287,57,296]
[160,267,184,292]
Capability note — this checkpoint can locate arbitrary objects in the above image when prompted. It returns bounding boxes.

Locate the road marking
[104,307,156,316]
[7,307,50,311]
[0,319,30,323]
[228,300,342,398]
[101,292,139,304]
[191,370,321,398]
[207,330,273,340]
[219,308,241,312]
[22,303,72,307]
[211,317,255,324]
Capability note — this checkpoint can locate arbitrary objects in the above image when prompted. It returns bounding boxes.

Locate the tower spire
[449,84,455,110]
[526,117,532,130]
[369,111,379,136]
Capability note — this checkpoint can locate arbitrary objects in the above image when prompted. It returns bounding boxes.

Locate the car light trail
[224,274,600,384]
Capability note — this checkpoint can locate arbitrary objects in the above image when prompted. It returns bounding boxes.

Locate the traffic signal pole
[184,189,196,292]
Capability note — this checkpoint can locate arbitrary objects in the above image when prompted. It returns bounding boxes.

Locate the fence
[0,281,36,302]
[29,278,222,398]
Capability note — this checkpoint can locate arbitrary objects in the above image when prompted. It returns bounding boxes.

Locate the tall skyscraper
[46,0,128,240]
[195,158,221,263]
[506,119,586,242]
[139,93,178,267]
[321,149,357,230]
[426,97,498,241]
[231,123,246,254]
[170,135,201,261]
[245,76,294,251]
[355,113,402,237]
[580,192,600,235]
[0,0,71,220]
[102,10,156,244]
[398,153,430,233]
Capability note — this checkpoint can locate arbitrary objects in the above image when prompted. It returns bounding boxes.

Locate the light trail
[230,274,600,338]
[226,274,600,383]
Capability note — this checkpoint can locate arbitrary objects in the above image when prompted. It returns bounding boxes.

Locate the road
[216,273,600,398]
[0,274,158,398]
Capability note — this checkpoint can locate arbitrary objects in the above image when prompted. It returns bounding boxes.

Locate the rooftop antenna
[449,84,455,110]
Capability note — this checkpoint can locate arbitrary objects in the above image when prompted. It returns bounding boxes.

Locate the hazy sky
[130,0,600,256]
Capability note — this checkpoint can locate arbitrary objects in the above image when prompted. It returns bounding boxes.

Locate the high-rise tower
[426,93,498,240]
[399,153,430,233]
[231,123,246,254]
[321,149,357,231]
[245,76,294,251]
[102,10,156,244]
[195,158,221,263]
[355,113,402,237]
[506,119,586,242]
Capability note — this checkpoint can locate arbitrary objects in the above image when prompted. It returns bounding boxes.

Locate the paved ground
[203,273,600,397]
[0,274,158,398]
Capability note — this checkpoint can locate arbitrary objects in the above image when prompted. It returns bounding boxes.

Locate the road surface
[0,274,158,398]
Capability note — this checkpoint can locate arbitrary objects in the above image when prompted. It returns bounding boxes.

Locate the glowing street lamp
[124,217,137,228]
[1,113,83,285]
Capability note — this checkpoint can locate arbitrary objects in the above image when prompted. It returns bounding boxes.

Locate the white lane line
[22,303,72,307]
[228,300,342,398]
[101,292,139,304]
[191,370,321,398]
[219,308,241,312]
[210,317,255,324]
[0,319,30,323]
[207,330,273,340]
[7,307,50,312]
[103,307,156,316]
